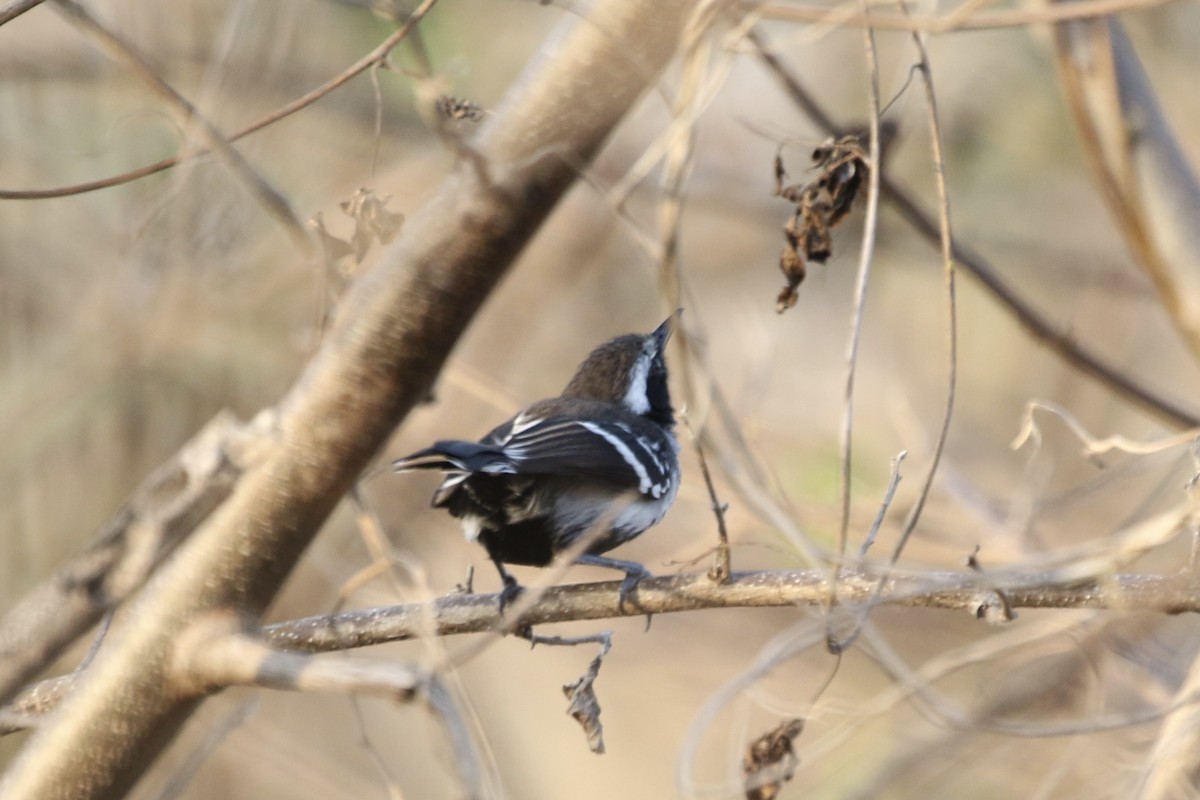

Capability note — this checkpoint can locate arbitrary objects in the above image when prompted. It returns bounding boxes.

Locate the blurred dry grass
[4,0,1200,797]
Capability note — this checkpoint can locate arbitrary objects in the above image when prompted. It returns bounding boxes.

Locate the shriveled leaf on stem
[562,633,613,754]
[772,126,896,312]
[742,718,805,800]
[340,188,404,263]
[772,135,866,311]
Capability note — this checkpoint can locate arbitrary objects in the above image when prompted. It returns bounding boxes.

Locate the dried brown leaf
[772,134,869,310]
[561,634,612,754]
[340,188,405,263]
[743,718,804,800]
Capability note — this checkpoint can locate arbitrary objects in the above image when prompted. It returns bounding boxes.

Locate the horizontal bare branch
[263,569,1200,653]
[174,614,422,700]
[5,567,1195,737]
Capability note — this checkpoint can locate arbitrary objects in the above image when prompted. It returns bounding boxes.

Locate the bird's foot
[616,565,655,628]
[498,577,525,613]
[575,554,656,629]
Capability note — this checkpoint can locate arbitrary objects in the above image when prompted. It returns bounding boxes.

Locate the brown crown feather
[559,334,643,403]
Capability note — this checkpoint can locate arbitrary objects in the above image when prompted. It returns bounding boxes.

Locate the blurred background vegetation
[3,0,1200,797]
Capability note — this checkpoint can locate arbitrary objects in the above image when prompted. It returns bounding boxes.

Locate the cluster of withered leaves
[773,134,869,312]
[309,188,405,276]
[742,718,805,800]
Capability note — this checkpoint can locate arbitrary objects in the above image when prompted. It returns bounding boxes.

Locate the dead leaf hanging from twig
[562,632,613,754]
[772,123,895,312]
[742,718,805,800]
[340,188,405,263]
[773,135,868,312]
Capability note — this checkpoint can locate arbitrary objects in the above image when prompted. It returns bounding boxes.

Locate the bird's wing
[500,417,674,498]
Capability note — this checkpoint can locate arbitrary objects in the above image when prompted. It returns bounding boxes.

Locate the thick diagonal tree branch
[0,2,696,798]
[1053,18,1200,359]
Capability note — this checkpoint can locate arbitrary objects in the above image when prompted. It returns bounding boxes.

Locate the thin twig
[50,0,314,256]
[831,0,963,653]
[754,0,1178,33]
[0,0,440,200]
[888,4,958,566]
[0,0,45,26]
[259,567,1200,656]
[1014,400,1200,458]
[829,0,884,638]
[684,416,733,583]
[145,699,259,800]
[858,451,907,558]
[654,3,730,433]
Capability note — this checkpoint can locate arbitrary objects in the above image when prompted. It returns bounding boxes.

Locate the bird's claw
[617,566,654,616]
[498,579,524,613]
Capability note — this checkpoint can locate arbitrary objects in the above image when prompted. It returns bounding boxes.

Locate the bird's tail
[392,440,512,474]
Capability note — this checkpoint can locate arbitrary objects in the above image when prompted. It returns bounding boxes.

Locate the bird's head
[561,315,676,426]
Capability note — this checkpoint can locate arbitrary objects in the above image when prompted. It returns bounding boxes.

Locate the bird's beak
[651,310,681,352]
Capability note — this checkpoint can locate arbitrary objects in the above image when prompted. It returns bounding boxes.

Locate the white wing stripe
[616,421,665,475]
[577,421,652,494]
[500,413,543,444]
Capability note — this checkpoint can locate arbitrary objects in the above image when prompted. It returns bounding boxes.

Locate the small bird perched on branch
[393,317,680,608]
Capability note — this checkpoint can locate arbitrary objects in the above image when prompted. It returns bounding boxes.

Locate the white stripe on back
[576,421,652,494]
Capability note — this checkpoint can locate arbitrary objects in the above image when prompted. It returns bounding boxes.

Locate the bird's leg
[490,556,524,612]
[576,555,653,613]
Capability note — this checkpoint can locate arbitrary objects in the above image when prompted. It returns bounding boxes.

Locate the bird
[393,316,680,609]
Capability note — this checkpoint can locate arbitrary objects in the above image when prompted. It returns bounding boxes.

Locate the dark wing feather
[395,411,676,507]
[392,440,515,474]
[502,418,674,496]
